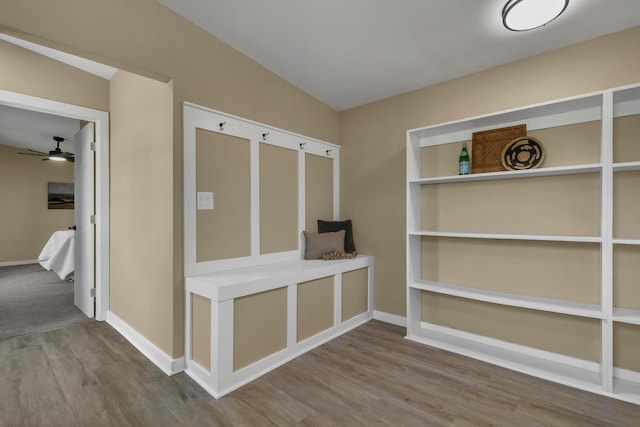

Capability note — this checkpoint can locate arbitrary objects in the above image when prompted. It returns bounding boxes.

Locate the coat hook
[219,121,226,131]
[262,132,269,141]
[326,149,332,156]
[299,142,306,149]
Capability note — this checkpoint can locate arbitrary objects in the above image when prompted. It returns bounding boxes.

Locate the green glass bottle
[458,142,470,175]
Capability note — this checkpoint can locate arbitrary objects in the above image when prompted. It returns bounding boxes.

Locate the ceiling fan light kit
[502,0,569,31]
[17,135,74,162]
[48,136,67,161]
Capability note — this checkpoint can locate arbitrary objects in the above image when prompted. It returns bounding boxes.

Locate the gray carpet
[0,263,90,340]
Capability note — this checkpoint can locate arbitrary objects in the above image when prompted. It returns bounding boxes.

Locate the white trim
[374,310,407,327]
[250,138,260,256]
[0,90,110,321]
[107,311,185,376]
[0,260,37,267]
[0,33,118,80]
[183,102,340,276]
[615,367,640,384]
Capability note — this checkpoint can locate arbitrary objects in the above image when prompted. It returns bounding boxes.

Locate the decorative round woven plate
[501,136,545,170]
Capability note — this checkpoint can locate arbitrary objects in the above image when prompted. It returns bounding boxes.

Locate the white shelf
[613,238,640,246]
[407,82,640,406]
[408,163,601,184]
[613,308,640,326]
[410,230,601,244]
[410,280,603,319]
[406,326,602,393]
[408,92,603,147]
[613,161,640,172]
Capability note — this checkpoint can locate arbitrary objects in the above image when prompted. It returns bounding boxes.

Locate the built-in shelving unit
[406,83,640,405]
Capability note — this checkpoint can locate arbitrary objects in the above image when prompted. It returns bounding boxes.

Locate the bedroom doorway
[0,90,110,322]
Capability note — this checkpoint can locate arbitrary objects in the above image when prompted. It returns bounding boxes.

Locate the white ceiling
[156,0,640,111]
[0,105,80,155]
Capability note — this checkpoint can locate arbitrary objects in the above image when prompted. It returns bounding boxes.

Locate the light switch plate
[197,192,214,210]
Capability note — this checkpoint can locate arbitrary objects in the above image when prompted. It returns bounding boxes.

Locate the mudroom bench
[184,255,374,398]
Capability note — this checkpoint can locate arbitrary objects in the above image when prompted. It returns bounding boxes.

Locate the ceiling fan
[17,136,74,162]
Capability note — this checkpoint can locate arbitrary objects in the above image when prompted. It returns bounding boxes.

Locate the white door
[73,123,95,317]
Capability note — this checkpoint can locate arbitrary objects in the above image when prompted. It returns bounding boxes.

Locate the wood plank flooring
[1,320,638,426]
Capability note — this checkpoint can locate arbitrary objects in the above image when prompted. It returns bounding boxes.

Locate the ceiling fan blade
[18,152,46,156]
[27,148,47,154]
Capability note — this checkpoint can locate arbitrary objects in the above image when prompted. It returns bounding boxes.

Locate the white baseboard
[106,311,185,376]
[373,310,407,327]
[0,260,37,267]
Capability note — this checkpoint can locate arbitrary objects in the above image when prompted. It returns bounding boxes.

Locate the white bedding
[38,230,75,280]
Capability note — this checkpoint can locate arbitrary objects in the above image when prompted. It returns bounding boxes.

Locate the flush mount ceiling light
[502,0,569,31]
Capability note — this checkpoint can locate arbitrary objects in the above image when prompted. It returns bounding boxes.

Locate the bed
[38,230,75,280]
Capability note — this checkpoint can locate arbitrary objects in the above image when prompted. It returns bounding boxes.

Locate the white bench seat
[184,255,374,398]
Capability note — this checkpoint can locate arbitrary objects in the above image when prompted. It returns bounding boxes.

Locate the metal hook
[326,149,332,156]
[219,121,226,131]
[299,142,306,149]
[262,132,269,141]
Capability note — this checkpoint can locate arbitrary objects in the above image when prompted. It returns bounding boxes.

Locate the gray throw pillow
[303,230,345,259]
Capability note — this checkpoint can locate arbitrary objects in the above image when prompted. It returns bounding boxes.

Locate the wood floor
[1,320,638,426]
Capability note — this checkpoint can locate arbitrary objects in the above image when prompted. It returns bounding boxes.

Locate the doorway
[0,90,110,321]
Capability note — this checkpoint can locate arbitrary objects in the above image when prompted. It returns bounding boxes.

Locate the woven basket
[471,124,526,173]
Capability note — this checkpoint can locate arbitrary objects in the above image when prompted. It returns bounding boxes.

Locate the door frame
[0,90,110,321]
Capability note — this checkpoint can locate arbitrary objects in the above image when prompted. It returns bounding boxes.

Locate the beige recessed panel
[613,245,640,310]
[613,114,640,163]
[234,287,287,371]
[421,141,469,178]
[421,121,600,178]
[421,292,601,362]
[196,129,251,261]
[342,268,369,321]
[297,276,334,342]
[191,294,211,372]
[305,153,333,233]
[260,143,298,254]
[613,171,640,239]
[422,173,600,236]
[613,323,640,372]
[421,237,600,304]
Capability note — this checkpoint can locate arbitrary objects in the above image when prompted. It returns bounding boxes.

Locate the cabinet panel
[342,268,369,321]
[613,171,640,238]
[613,245,640,311]
[234,288,287,371]
[297,276,334,342]
[191,294,211,372]
[196,129,251,261]
[421,292,601,362]
[421,237,600,303]
[613,323,640,372]
[421,173,600,236]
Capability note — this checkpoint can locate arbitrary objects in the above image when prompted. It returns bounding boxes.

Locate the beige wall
[0,0,338,359]
[0,143,75,262]
[339,26,640,317]
[0,40,109,112]
[110,70,174,355]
